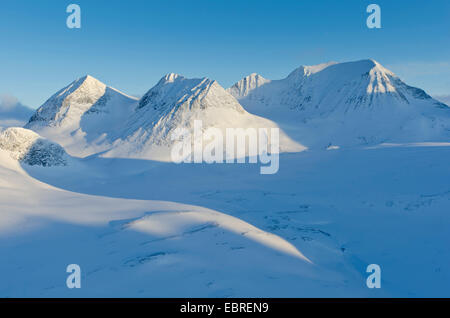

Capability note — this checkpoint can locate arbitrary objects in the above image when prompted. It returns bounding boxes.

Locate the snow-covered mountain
[24,60,450,158]
[25,74,303,160]
[104,73,304,160]
[229,59,450,147]
[26,75,138,157]
[0,127,68,166]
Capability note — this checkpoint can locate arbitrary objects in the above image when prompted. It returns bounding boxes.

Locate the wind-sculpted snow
[0,127,67,166]
[0,152,324,297]
[127,210,310,262]
[3,142,450,296]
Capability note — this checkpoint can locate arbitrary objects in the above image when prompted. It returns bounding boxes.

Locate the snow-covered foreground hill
[2,142,448,297]
[0,148,371,297]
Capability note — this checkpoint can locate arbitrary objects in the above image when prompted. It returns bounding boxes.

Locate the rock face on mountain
[26,75,138,157]
[0,127,68,166]
[105,73,304,160]
[229,59,450,147]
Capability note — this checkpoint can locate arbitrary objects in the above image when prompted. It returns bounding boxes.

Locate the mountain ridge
[21,59,450,158]
[228,59,448,111]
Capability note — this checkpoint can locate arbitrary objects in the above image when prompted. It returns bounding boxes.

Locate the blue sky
[1,0,449,108]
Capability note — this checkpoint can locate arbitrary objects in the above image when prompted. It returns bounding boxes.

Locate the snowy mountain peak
[27,75,108,127]
[327,59,395,78]
[161,72,184,83]
[78,74,100,83]
[26,74,136,128]
[62,74,108,98]
[25,76,138,157]
[227,73,271,99]
[229,59,446,111]
[19,60,449,160]
[106,74,303,159]
[229,59,450,148]
[137,74,242,113]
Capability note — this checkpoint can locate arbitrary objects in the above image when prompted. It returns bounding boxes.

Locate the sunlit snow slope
[0,149,366,297]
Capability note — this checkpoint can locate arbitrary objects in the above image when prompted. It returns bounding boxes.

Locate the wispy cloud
[0,94,33,127]
[0,94,21,111]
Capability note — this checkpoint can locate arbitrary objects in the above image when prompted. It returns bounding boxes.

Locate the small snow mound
[0,127,68,166]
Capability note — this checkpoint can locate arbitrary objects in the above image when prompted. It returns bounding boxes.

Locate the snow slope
[26,75,138,157]
[104,73,305,161]
[229,59,450,148]
[14,143,450,297]
[0,148,369,297]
